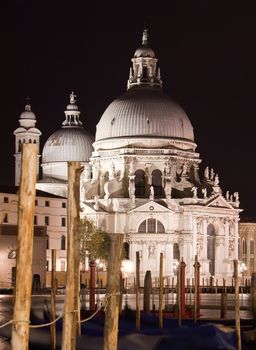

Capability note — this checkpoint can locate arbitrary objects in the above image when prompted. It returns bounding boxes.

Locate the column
[234,218,239,260]
[192,216,197,260]
[201,217,209,275]
[224,219,229,260]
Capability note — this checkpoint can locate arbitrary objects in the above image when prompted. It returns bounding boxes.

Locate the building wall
[0,190,67,276]
[0,225,46,288]
[239,222,256,276]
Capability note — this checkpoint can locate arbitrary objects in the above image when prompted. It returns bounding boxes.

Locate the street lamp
[96,259,104,306]
[121,259,135,309]
[240,262,247,286]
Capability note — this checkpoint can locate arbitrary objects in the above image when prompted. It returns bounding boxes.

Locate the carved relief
[228,240,235,259]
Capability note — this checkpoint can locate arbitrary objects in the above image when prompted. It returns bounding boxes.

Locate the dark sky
[2,1,256,217]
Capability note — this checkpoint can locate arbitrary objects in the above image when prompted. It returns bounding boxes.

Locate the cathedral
[13,30,241,282]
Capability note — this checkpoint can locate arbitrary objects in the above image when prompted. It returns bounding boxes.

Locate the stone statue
[230,194,233,202]
[204,166,209,180]
[94,195,99,210]
[165,162,171,175]
[109,163,115,180]
[191,186,198,198]
[149,185,154,200]
[202,188,207,199]
[226,190,230,201]
[181,163,187,176]
[92,165,99,182]
[214,174,219,186]
[210,168,215,181]
[70,91,76,104]
[234,192,239,202]
[148,244,155,258]
[128,176,135,198]
[129,159,135,175]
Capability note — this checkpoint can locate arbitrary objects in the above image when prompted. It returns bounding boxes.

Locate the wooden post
[179,258,186,319]
[11,144,37,350]
[89,260,96,311]
[220,291,227,319]
[234,260,241,350]
[103,234,123,350]
[251,273,256,319]
[143,270,152,314]
[177,261,181,326]
[50,249,57,350]
[74,218,81,336]
[193,255,200,323]
[159,253,163,329]
[135,251,141,331]
[62,161,82,350]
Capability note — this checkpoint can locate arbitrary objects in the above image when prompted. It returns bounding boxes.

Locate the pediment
[129,200,173,213]
[206,195,234,209]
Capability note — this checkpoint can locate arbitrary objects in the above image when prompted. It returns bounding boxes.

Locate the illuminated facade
[9,30,242,283]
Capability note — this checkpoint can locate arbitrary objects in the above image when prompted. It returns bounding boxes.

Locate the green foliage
[80,218,111,262]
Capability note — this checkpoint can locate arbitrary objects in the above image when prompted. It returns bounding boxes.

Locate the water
[0,292,253,349]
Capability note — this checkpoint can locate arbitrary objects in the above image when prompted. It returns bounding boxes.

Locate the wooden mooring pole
[159,253,163,329]
[103,234,124,350]
[62,161,82,350]
[11,144,37,350]
[251,273,256,319]
[50,249,56,350]
[135,251,141,331]
[234,260,241,350]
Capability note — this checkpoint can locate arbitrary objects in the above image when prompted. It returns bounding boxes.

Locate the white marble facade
[14,30,241,283]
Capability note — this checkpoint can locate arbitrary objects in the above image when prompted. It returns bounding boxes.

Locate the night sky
[2,1,256,218]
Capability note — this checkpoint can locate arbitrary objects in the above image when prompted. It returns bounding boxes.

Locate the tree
[80,218,110,264]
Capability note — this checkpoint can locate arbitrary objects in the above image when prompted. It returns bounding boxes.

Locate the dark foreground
[1,309,256,350]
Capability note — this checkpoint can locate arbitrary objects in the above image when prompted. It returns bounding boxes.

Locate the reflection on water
[0,292,253,349]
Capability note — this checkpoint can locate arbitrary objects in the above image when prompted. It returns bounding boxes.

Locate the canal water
[0,293,253,349]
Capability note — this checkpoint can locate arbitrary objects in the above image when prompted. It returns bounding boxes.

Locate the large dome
[95,87,194,142]
[42,127,94,163]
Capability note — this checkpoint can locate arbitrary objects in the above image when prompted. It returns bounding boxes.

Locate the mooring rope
[0,294,110,329]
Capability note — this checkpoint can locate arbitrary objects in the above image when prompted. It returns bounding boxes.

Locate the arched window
[173,243,180,260]
[138,219,165,233]
[138,220,146,233]
[242,239,247,255]
[207,224,216,276]
[46,235,49,250]
[123,242,129,259]
[157,221,165,233]
[33,139,36,144]
[152,169,163,197]
[250,240,254,273]
[250,240,254,254]
[18,140,22,152]
[135,170,145,197]
[61,235,66,250]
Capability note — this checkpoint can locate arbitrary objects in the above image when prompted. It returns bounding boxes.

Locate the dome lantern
[127,29,162,89]
[42,93,94,164]
[62,91,82,127]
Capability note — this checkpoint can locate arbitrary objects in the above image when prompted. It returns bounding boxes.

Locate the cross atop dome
[142,28,149,46]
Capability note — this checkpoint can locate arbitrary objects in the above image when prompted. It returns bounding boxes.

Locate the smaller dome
[42,127,94,163]
[66,103,79,111]
[134,46,155,58]
[20,103,36,120]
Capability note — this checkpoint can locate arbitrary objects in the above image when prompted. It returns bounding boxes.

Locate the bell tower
[13,98,41,186]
